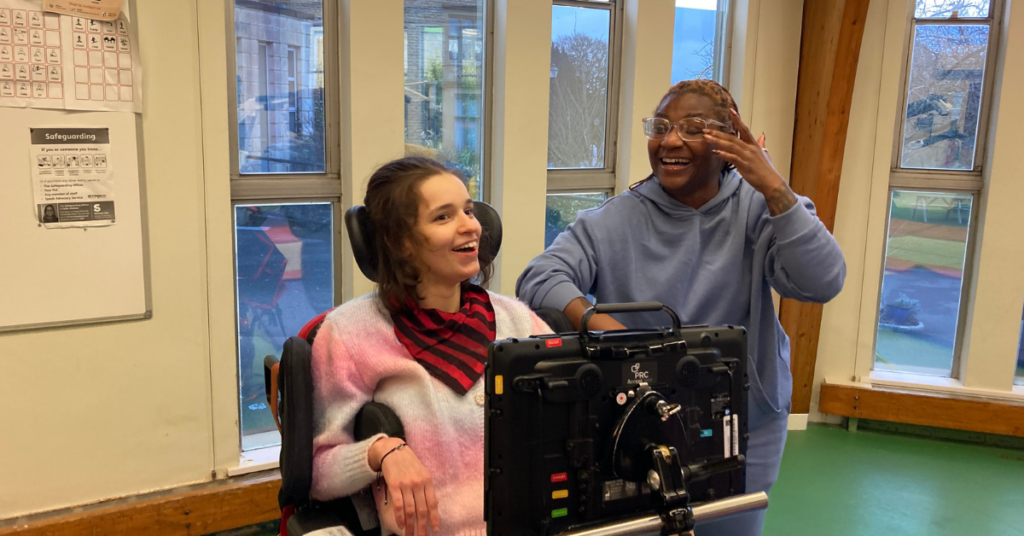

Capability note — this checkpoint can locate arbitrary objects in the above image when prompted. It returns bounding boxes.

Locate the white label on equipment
[723,417,732,458]
[731,414,739,458]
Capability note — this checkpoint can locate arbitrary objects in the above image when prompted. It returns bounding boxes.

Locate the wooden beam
[781,0,871,414]
[819,383,1024,437]
[0,474,280,536]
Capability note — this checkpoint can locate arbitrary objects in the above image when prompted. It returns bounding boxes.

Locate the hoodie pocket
[745,353,778,432]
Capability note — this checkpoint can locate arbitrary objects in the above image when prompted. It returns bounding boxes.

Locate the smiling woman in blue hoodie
[516,79,845,536]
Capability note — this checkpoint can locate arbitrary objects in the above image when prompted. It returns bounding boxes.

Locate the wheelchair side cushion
[278,335,315,510]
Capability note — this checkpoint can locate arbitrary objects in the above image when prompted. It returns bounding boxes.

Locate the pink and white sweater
[310,292,552,536]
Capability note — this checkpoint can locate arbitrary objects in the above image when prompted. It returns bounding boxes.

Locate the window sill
[229,443,281,477]
[867,370,1024,404]
[819,380,1024,438]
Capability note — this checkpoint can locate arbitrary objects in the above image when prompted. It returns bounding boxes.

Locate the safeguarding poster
[30,126,114,228]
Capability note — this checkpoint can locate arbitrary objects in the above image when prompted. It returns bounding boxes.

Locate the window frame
[226,0,342,452]
[871,0,1004,380]
[546,0,623,194]
[710,0,734,86]
[287,46,299,134]
[482,0,495,203]
[256,40,271,172]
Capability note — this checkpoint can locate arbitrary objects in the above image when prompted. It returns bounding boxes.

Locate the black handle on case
[684,454,746,483]
[579,301,682,341]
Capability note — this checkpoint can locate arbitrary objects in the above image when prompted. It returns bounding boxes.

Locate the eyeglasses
[642,117,735,142]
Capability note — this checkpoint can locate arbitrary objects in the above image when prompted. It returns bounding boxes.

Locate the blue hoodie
[516,171,846,430]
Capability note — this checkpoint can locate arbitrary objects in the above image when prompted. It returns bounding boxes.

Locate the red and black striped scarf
[392,285,496,395]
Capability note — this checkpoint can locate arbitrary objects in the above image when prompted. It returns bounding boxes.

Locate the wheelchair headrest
[344,201,502,283]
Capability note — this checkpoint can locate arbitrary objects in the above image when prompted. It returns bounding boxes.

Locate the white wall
[959,0,1024,392]
[730,0,804,183]
[0,0,808,520]
[339,0,405,301]
[489,0,554,294]
[615,0,674,192]
[1,0,216,518]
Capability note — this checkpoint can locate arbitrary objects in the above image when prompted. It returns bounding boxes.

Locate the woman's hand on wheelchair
[370,437,441,536]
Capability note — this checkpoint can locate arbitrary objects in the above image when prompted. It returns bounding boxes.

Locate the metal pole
[691,491,769,525]
[557,492,769,536]
[557,514,662,536]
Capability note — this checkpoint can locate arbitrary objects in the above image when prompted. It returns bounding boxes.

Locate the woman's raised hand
[369,437,441,536]
[703,110,797,216]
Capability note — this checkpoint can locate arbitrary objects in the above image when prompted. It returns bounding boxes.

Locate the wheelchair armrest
[263,354,282,433]
[355,402,405,442]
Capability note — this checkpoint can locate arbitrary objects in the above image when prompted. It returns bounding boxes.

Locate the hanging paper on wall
[42,0,123,22]
[0,0,141,112]
[30,127,116,228]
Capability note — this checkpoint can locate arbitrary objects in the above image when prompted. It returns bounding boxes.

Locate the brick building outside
[233,0,484,190]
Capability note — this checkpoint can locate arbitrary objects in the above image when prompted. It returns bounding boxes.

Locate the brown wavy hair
[363,156,494,315]
[632,79,738,191]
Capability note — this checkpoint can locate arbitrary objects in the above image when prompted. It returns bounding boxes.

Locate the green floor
[217,425,1024,536]
[764,425,1024,536]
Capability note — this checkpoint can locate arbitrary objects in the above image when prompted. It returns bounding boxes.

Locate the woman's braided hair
[631,79,738,190]
[660,79,738,122]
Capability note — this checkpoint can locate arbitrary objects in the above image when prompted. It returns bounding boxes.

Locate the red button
[551,473,568,483]
[546,339,563,348]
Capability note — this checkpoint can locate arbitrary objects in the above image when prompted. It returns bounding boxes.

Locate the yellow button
[552,490,569,500]
[495,375,504,395]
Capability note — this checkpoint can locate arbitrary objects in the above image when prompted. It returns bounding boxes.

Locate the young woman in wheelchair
[310,156,551,536]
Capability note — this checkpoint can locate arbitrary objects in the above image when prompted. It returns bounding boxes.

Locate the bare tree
[548,33,609,168]
[902,17,989,168]
[914,0,990,18]
[687,38,715,80]
[907,24,988,103]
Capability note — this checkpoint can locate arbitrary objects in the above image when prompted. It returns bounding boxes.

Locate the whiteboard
[0,107,148,331]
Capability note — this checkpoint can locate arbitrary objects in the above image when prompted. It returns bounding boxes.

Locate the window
[875,190,972,377]
[231,0,338,451]
[548,2,613,170]
[545,192,607,249]
[872,0,999,379]
[545,0,619,246]
[233,203,334,450]
[671,0,731,84]
[236,1,326,174]
[403,0,487,200]
[899,2,993,170]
